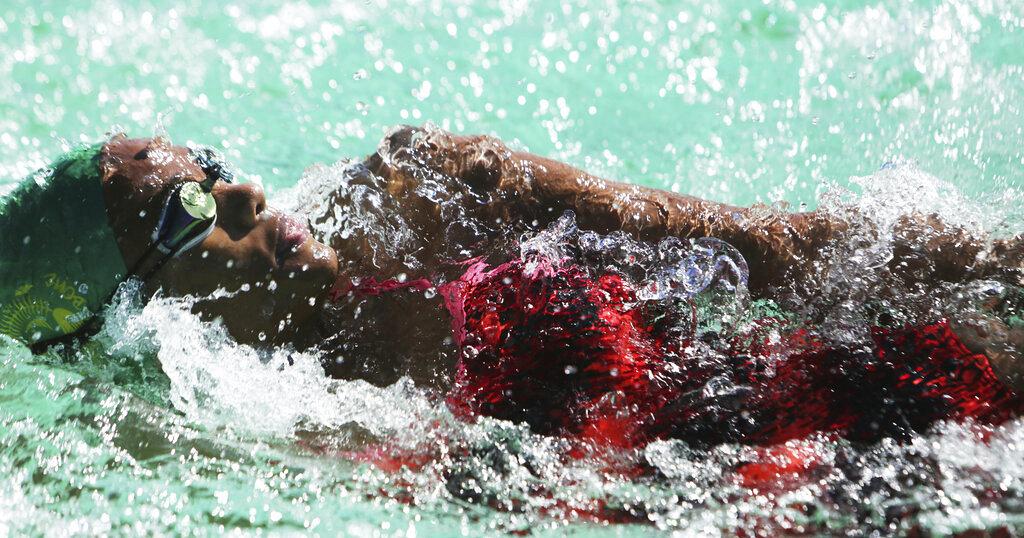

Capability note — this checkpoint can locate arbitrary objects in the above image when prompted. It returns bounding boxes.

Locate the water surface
[2,0,1024,535]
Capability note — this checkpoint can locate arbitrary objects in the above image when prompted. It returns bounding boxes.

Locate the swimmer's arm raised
[496,152,843,291]
[887,213,1024,285]
[367,126,843,291]
[367,126,1023,290]
[504,152,1024,288]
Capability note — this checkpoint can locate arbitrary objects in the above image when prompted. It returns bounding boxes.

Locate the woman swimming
[2,125,1023,448]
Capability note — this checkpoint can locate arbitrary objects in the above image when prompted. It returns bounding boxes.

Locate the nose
[214,182,267,238]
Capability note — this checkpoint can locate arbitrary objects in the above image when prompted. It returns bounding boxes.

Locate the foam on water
[94,287,442,444]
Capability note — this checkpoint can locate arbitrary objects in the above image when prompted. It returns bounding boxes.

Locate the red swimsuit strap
[328,275,434,301]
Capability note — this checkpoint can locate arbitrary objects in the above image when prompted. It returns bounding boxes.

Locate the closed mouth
[274,212,311,268]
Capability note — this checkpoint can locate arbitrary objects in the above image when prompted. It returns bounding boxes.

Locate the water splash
[1,0,1023,534]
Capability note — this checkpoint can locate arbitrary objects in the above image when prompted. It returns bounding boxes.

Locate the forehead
[100,136,205,199]
[99,136,210,249]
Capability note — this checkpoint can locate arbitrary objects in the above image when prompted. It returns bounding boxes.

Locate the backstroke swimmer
[2,125,1023,448]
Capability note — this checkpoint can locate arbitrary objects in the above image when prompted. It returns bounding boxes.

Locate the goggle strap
[151,183,218,258]
[152,186,177,243]
[137,252,174,284]
[128,241,163,278]
[170,214,217,258]
[165,214,210,248]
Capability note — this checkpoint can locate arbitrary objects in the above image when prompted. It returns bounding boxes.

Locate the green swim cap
[0,143,128,345]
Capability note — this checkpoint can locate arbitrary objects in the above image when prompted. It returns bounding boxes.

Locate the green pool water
[2,0,1024,535]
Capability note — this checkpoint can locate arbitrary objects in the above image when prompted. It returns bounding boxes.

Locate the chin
[303,241,341,294]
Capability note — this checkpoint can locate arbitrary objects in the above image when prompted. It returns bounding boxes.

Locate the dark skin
[96,128,1024,392]
[99,135,338,345]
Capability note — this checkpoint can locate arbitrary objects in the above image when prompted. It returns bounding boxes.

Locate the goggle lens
[152,148,235,257]
[154,182,217,256]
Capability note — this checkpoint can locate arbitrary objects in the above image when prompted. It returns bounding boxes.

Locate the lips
[274,212,311,267]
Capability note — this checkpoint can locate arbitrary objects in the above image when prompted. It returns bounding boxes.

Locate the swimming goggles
[131,148,234,280]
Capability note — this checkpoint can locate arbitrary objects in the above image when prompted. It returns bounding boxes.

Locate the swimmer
[2,125,1023,446]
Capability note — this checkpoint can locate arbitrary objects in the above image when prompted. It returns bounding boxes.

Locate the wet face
[99,136,339,344]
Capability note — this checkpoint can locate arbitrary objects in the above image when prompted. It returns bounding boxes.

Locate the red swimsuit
[438,259,1024,448]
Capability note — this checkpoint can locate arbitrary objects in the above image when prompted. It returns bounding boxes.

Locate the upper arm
[361,125,850,292]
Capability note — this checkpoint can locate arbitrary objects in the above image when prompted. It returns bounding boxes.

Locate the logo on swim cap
[0,297,54,342]
[0,279,90,344]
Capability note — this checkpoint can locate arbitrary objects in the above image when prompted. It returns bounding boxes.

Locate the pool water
[2,0,1024,535]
